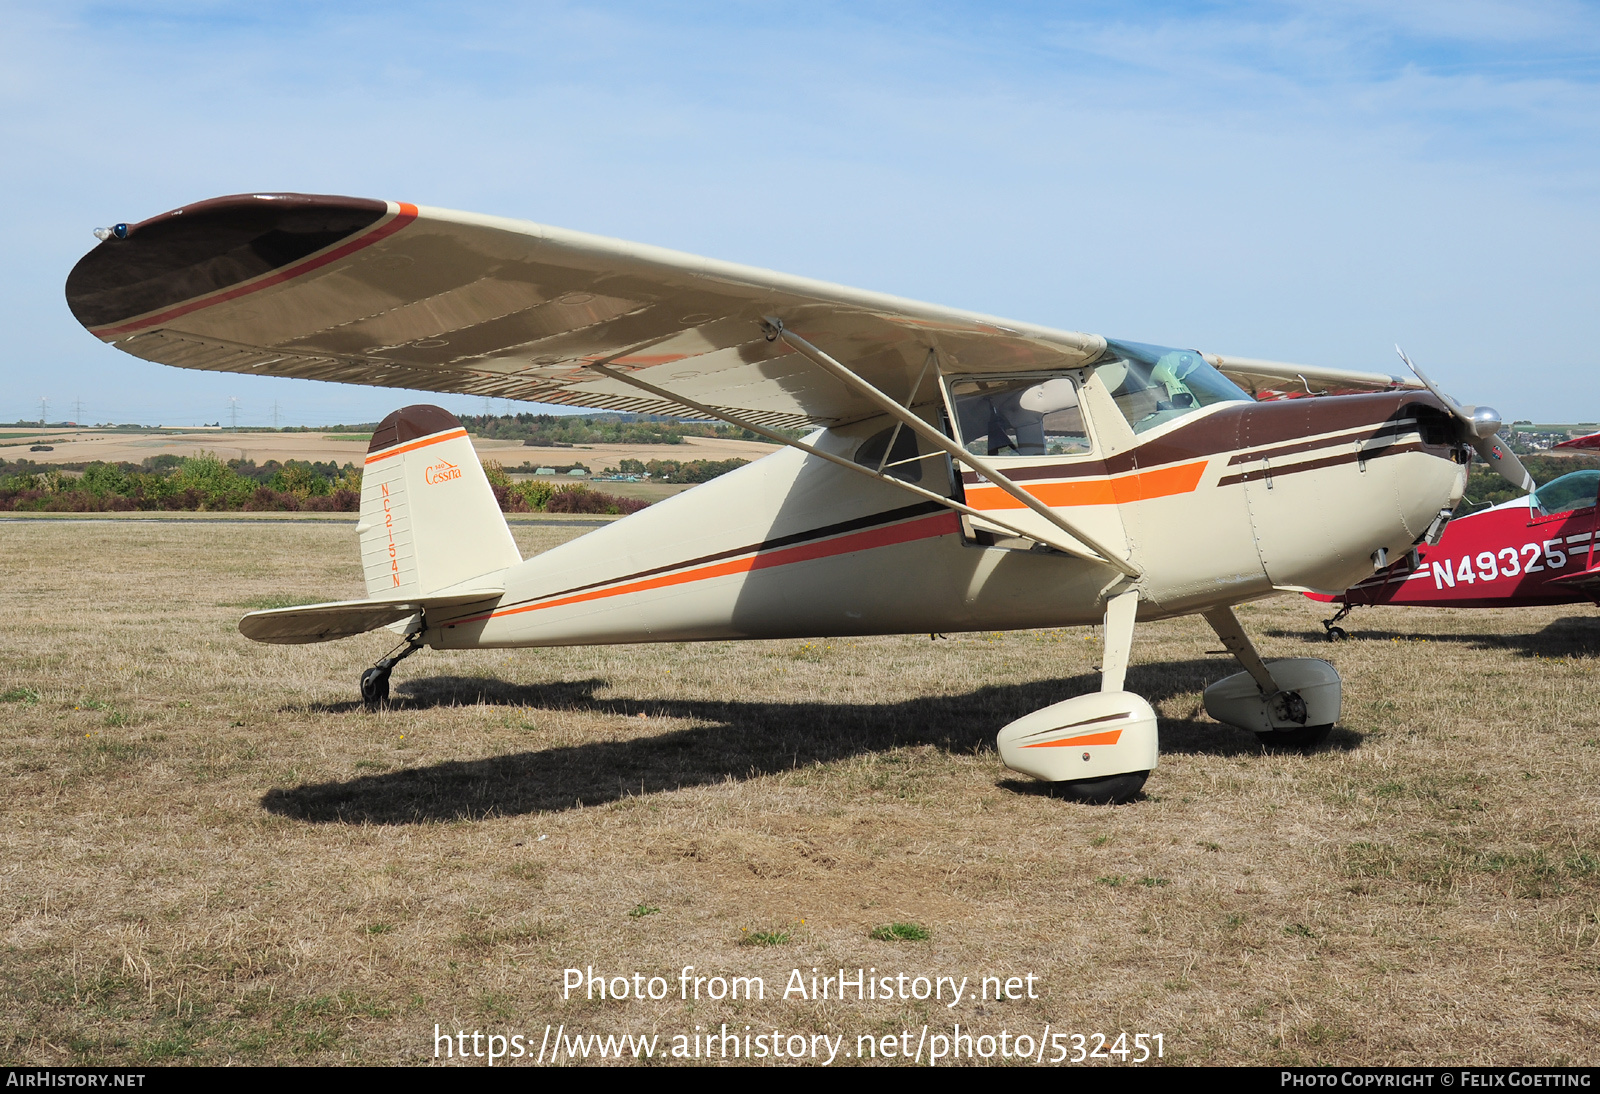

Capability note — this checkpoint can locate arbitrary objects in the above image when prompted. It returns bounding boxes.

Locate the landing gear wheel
[1321,604,1354,641]
[1254,723,1333,752]
[359,630,424,709]
[1054,770,1148,805]
[360,667,390,708]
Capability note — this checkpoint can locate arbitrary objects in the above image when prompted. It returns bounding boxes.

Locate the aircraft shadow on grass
[262,657,1362,824]
[1265,614,1600,659]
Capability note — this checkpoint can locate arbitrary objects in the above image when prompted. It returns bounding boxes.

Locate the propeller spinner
[1396,347,1535,494]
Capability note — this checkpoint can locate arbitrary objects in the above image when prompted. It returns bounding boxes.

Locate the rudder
[358,405,520,597]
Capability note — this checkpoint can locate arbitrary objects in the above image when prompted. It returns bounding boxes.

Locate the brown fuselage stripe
[1224,419,1422,466]
[1214,441,1426,488]
[960,392,1445,486]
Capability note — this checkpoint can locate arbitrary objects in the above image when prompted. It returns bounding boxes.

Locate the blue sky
[3,1,1598,425]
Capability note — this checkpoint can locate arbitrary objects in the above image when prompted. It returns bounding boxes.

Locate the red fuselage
[1329,492,1600,608]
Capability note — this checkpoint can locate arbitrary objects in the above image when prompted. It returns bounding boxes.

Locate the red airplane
[1312,463,1600,636]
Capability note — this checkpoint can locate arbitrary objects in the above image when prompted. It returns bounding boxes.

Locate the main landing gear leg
[996,589,1158,804]
[1320,602,1354,641]
[1201,606,1340,751]
[361,631,423,709]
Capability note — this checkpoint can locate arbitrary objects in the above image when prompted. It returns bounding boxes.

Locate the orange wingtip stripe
[1020,729,1124,749]
[966,460,1207,511]
[365,428,468,464]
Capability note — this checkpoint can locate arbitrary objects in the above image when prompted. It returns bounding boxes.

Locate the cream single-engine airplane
[65,193,1532,802]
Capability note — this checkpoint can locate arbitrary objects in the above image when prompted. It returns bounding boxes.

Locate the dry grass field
[1,517,1597,1066]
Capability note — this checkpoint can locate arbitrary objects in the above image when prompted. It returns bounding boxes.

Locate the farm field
[0,427,777,473]
[1,517,1598,1066]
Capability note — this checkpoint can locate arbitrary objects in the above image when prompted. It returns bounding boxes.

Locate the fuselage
[422,388,1467,651]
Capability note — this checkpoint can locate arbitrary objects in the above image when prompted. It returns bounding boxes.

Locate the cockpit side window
[946,375,1091,458]
[1531,469,1600,517]
[1097,339,1253,435]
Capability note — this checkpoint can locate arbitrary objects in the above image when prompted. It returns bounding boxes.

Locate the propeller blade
[1395,346,1533,493]
[1472,435,1535,493]
[1395,346,1468,419]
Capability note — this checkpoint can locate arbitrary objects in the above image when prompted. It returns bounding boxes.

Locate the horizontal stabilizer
[238,589,503,645]
[1545,566,1600,598]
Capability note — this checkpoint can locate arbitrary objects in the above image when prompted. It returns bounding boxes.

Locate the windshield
[1532,470,1600,516]
[1097,339,1253,434]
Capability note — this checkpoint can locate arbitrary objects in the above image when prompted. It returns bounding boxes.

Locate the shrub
[514,480,557,511]
[544,486,649,515]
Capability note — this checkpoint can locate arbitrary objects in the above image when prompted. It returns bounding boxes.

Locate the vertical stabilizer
[357,405,520,598]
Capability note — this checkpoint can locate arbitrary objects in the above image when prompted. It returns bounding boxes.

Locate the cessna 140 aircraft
[63,193,1534,802]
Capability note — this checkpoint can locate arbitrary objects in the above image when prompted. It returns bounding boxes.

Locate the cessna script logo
[424,458,462,485]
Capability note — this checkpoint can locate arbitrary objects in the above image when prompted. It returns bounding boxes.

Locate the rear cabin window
[947,375,1090,458]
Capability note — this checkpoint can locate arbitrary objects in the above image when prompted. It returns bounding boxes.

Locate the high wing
[1206,355,1418,401]
[66,193,1108,430]
[66,193,1415,425]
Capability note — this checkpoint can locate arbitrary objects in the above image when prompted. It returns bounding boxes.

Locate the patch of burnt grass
[869,922,929,942]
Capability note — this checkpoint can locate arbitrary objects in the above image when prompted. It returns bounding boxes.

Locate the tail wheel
[1053,771,1148,805]
[1325,626,1347,641]
[1255,724,1333,752]
[360,667,390,708]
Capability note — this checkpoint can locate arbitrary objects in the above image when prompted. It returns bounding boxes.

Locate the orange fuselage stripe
[451,511,962,627]
[1021,729,1124,749]
[364,428,469,465]
[965,460,1206,511]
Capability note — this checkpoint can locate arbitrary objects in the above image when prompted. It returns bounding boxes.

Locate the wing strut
[766,321,1141,578]
[584,363,1123,569]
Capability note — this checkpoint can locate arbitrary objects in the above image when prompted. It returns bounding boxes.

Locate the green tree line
[1465,453,1600,511]
[0,455,656,516]
[0,455,361,512]
[464,412,793,446]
